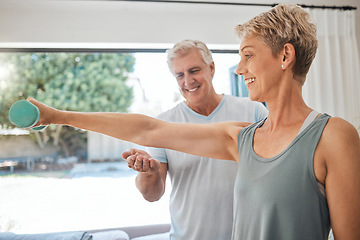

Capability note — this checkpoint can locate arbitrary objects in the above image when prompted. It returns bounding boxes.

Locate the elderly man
[122,39,268,240]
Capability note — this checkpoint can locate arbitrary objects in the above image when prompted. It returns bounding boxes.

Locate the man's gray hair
[167,40,213,74]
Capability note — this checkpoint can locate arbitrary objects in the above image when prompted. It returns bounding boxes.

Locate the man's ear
[210,62,215,78]
[281,43,295,70]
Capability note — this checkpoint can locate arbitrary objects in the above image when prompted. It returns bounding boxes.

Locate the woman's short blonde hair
[235,4,318,84]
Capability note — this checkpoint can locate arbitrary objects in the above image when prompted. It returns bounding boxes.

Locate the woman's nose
[235,60,246,76]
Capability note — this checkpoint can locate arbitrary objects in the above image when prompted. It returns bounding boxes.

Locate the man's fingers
[134,156,143,171]
[125,152,157,173]
[122,150,131,159]
[142,158,151,172]
[122,148,140,160]
[136,149,151,158]
[126,155,136,169]
[131,148,151,158]
[149,158,161,170]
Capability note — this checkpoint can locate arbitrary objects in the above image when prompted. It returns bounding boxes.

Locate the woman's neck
[264,84,312,132]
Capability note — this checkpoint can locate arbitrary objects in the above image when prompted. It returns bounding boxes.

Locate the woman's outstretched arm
[28,97,248,161]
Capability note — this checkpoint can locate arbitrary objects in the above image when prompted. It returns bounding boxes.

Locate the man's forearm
[135,172,165,202]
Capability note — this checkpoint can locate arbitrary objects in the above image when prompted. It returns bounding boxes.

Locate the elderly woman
[26,4,359,240]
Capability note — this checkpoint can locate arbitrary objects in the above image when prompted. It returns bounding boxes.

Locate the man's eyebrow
[189,67,201,71]
[175,66,201,75]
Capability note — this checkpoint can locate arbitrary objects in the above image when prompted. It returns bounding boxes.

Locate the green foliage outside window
[0,52,135,157]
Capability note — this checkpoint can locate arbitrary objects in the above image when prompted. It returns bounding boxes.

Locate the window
[0,50,239,234]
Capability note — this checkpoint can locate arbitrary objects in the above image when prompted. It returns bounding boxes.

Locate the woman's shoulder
[324,116,358,137]
[320,116,359,155]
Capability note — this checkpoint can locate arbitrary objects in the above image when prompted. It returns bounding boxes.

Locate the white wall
[0,0,265,49]
[1,0,358,50]
[0,135,57,158]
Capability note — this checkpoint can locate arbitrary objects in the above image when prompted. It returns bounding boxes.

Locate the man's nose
[184,73,195,86]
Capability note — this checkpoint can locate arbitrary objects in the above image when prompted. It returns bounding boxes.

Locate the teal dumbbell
[9,100,47,131]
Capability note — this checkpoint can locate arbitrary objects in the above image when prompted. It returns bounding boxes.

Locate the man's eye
[191,70,200,74]
[176,74,184,79]
[245,55,251,59]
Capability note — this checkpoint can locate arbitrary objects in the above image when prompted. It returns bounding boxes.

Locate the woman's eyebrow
[240,45,253,52]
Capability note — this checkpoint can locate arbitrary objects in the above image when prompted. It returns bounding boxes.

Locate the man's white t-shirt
[149,95,268,240]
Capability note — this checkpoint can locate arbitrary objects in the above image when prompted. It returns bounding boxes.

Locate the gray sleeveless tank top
[232,114,331,240]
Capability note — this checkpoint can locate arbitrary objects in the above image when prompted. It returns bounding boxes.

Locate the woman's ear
[281,43,295,70]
